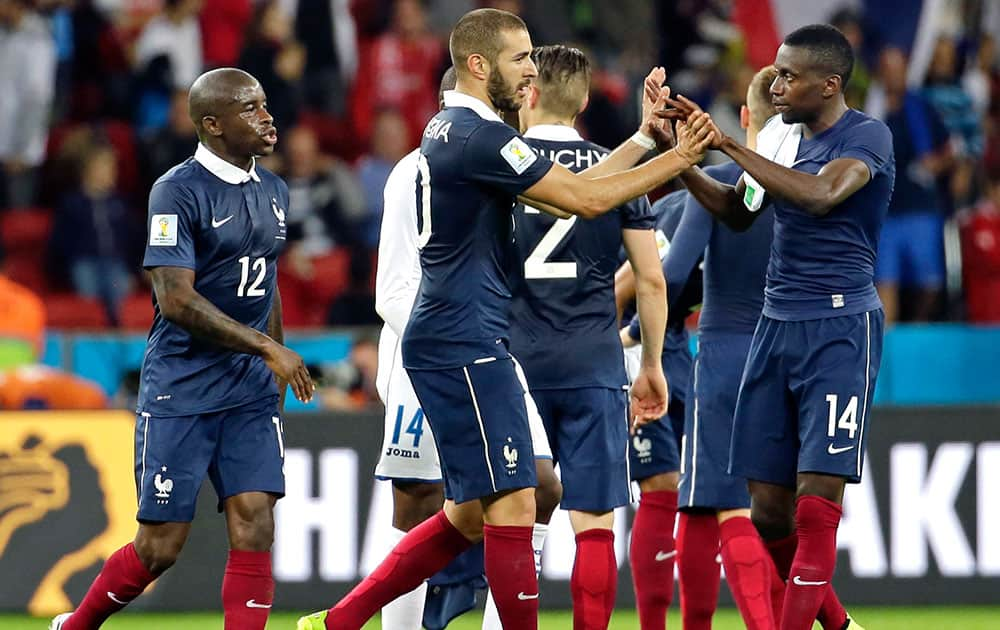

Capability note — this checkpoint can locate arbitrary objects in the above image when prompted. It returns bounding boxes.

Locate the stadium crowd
[0,0,998,333]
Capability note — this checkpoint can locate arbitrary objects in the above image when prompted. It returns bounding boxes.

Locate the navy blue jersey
[138,144,289,415]
[763,109,895,320]
[508,125,654,390]
[671,162,774,337]
[402,91,554,370]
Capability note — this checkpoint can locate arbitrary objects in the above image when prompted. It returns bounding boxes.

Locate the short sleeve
[622,195,655,230]
[463,122,553,195]
[839,119,894,179]
[143,181,198,270]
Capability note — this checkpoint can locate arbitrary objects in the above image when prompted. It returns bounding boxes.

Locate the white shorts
[375,325,550,481]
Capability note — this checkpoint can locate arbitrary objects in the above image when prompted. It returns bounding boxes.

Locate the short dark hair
[449,9,527,72]
[531,45,591,118]
[784,24,854,87]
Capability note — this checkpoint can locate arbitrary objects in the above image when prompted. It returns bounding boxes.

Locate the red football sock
[222,550,273,630]
[571,528,617,630]
[676,512,721,630]
[629,490,677,630]
[63,542,156,630]
[326,510,471,629]
[720,517,775,630]
[484,524,539,630]
[765,528,847,628]
[780,496,842,630]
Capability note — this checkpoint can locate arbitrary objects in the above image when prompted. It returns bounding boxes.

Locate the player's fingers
[675,93,703,115]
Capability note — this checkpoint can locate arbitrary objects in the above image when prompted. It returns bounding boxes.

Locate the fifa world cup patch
[500,137,538,174]
[150,214,178,246]
[654,229,671,260]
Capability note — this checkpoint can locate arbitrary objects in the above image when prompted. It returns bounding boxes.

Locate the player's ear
[739,104,749,130]
[529,84,540,109]
[578,93,590,116]
[823,74,842,98]
[466,53,489,82]
[201,115,223,137]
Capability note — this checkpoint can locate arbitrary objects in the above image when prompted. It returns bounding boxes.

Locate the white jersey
[374,150,550,481]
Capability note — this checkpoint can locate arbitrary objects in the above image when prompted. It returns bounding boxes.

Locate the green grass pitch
[3,607,999,629]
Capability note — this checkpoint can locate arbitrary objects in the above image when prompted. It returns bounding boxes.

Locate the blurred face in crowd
[487,28,536,112]
[928,37,957,83]
[393,0,427,38]
[259,1,292,44]
[82,148,118,196]
[878,47,908,97]
[285,126,320,179]
[770,44,833,125]
[371,110,409,162]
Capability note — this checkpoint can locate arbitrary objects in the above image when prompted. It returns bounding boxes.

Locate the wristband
[630,130,657,152]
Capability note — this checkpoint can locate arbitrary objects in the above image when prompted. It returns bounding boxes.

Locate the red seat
[45,293,109,329]
[119,290,154,331]
[1,207,53,252]
[4,253,47,293]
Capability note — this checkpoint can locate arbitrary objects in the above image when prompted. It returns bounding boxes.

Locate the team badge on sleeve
[150,214,178,246]
[500,137,538,174]
[654,229,671,260]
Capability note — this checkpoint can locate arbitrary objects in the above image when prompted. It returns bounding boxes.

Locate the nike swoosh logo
[792,575,828,587]
[517,592,539,600]
[107,591,128,605]
[655,550,678,561]
[246,599,272,608]
[212,215,234,228]
[827,444,855,455]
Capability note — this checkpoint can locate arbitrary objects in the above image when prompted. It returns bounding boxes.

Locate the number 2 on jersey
[237,256,266,297]
[523,206,577,279]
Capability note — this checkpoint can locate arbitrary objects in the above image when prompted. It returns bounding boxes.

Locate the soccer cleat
[296,610,328,630]
[846,616,866,630]
[49,613,72,630]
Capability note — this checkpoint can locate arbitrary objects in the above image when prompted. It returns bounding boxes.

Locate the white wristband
[630,130,657,152]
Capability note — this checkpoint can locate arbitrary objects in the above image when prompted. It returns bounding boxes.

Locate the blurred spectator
[140,89,197,189]
[0,0,57,209]
[355,108,409,248]
[292,0,358,115]
[238,1,305,131]
[315,336,380,410]
[50,143,136,326]
[959,170,1000,323]
[706,63,755,164]
[350,0,445,148]
[283,124,366,259]
[0,365,108,409]
[829,7,871,111]
[963,33,996,118]
[133,0,203,91]
[873,47,953,324]
[199,0,251,68]
[0,243,46,368]
[66,0,132,120]
[326,250,379,326]
[923,35,983,206]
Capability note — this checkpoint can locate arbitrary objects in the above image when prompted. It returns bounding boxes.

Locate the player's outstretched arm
[520,112,715,219]
[151,266,314,403]
[622,228,668,427]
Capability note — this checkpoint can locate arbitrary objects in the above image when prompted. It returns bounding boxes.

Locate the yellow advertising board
[0,412,136,615]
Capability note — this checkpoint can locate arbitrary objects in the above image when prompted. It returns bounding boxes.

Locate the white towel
[742,115,802,212]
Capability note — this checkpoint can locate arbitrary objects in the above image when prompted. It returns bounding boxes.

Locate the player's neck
[803,100,849,139]
[524,111,574,130]
[453,81,501,117]
[201,140,254,172]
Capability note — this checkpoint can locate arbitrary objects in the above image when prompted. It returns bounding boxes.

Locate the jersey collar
[194,143,261,185]
[523,124,583,142]
[442,90,503,122]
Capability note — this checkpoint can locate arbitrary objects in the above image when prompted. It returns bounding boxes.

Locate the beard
[487,69,525,113]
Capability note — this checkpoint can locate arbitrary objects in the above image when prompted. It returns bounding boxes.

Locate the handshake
[636,67,726,167]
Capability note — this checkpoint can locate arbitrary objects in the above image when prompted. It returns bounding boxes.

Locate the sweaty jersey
[508,125,655,390]
[402,91,554,370]
[756,109,895,320]
[139,144,288,415]
[668,161,774,337]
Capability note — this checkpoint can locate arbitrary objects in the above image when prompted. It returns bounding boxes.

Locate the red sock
[484,524,539,630]
[765,529,846,629]
[571,529,617,630]
[63,542,156,630]
[629,490,677,630]
[780,496,842,630]
[222,550,273,630]
[719,517,775,630]
[326,511,471,629]
[676,512,721,630]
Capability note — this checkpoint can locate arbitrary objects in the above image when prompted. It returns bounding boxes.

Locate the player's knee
[134,532,185,575]
[750,502,794,540]
[392,481,445,531]
[228,505,275,551]
[533,463,562,523]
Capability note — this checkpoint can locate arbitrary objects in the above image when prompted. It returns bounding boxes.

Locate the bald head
[439,66,457,106]
[188,68,261,139]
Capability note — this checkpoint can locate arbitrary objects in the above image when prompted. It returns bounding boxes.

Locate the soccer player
[506,44,666,630]
[670,24,893,630]
[50,68,314,630]
[298,9,714,630]
[374,66,561,630]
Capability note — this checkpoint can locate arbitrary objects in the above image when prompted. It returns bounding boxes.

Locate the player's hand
[639,67,667,130]
[674,112,716,167]
[264,341,315,403]
[629,367,668,434]
[659,94,725,150]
